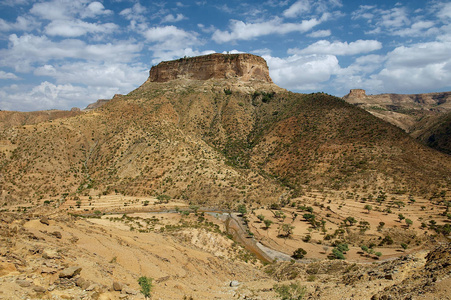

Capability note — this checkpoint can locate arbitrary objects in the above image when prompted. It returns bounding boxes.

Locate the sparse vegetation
[292,248,307,259]
[138,276,153,299]
[274,281,306,300]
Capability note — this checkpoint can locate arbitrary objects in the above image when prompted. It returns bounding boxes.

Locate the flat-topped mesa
[148,53,273,83]
[343,89,367,99]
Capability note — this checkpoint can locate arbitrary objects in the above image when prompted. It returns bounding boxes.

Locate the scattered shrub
[292,248,307,259]
[138,276,152,299]
[274,281,306,300]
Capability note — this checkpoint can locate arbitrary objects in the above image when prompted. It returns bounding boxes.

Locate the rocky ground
[1,196,450,299]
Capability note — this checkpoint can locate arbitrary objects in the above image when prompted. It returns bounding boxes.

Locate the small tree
[358,221,370,232]
[275,210,286,221]
[380,235,394,246]
[331,248,345,260]
[394,201,406,208]
[237,204,247,216]
[405,218,413,227]
[336,243,349,253]
[292,248,307,259]
[279,223,295,238]
[303,213,317,228]
[257,214,265,222]
[264,219,273,230]
[344,216,357,226]
[398,213,405,222]
[138,276,152,299]
[401,243,408,251]
[364,204,372,213]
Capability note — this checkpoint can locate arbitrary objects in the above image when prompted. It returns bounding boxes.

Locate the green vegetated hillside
[1,79,450,206]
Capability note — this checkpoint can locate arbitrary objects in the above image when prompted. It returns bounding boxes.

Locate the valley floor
[1,192,450,299]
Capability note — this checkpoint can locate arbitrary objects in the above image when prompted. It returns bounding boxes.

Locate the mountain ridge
[1,53,450,300]
[343,89,451,154]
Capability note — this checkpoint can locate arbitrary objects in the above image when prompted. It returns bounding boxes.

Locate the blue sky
[1,0,451,111]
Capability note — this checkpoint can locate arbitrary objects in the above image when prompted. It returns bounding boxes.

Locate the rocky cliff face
[148,53,273,83]
[343,89,367,100]
[343,89,451,154]
[343,89,451,110]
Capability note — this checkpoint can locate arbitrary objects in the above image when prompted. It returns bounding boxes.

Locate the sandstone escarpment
[343,89,367,101]
[343,89,451,109]
[148,53,273,83]
[342,89,451,154]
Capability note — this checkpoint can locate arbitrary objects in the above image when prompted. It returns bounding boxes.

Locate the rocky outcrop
[84,94,123,111]
[84,99,110,111]
[371,244,451,300]
[148,53,273,83]
[342,89,451,154]
[343,89,451,110]
[59,266,82,278]
[343,89,367,101]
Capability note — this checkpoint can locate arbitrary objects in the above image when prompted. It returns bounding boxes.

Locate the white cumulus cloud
[212,17,320,43]
[283,0,311,18]
[82,2,113,19]
[0,70,19,80]
[290,39,382,56]
[307,29,331,38]
[0,16,39,32]
[264,54,340,91]
[0,34,142,72]
[162,14,186,23]
[44,20,118,37]
[142,26,202,62]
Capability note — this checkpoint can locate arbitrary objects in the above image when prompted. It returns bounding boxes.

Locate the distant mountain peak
[148,53,273,83]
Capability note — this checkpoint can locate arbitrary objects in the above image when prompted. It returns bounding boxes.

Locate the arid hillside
[0,109,83,130]
[343,89,451,154]
[1,54,450,206]
[1,53,450,300]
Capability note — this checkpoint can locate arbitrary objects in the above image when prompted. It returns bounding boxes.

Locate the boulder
[40,217,50,225]
[33,285,47,293]
[16,279,31,287]
[86,284,98,291]
[42,249,59,259]
[52,231,62,239]
[230,280,240,287]
[59,266,82,278]
[123,288,138,295]
[112,281,122,291]
[76,277,91,290]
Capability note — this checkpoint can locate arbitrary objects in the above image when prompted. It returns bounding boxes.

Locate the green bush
[292,248,307,259]
[336,243,349,253]
[138,276,152,299]
[237,204,247,215]
[274,281,306,300]
[380,235,394,246]
[331,248,345,260]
